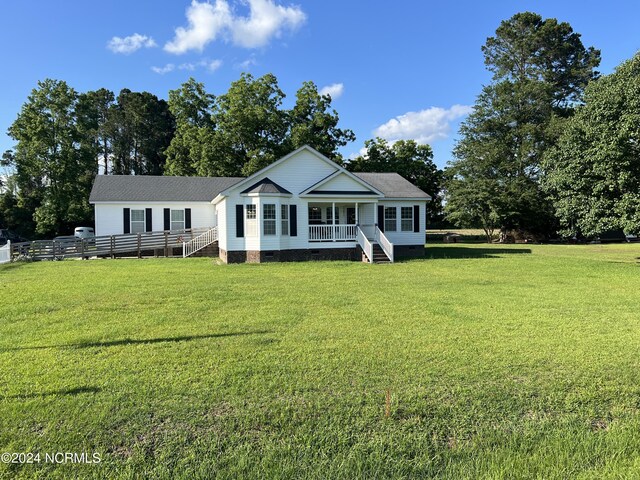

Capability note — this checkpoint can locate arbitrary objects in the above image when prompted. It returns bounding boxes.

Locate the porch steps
[372,243,391,263]
[190,241,219,258]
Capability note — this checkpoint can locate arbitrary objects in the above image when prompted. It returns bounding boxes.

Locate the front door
[346,207,356,225]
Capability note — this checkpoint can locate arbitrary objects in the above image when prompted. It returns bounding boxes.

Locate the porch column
[355,202,359,225]
[332,202,336,242]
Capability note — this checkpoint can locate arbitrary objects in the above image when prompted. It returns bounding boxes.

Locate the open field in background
[1,244,640,478]
[426,229,487,235]
[426,229,490,242]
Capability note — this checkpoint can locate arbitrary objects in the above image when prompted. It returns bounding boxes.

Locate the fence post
[110,235,115,259]
[80,239,85,259]
[164,231,168,257]
[137,233,142,258]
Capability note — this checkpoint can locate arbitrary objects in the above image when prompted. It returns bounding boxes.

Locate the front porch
[307,202,375,242]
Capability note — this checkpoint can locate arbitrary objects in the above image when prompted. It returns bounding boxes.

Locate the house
[89,146,431,263]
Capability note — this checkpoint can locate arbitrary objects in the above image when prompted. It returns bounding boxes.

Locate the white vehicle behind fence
[74,227,95,239]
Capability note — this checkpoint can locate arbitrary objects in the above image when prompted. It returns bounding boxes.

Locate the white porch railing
[356,226,373,263]
[309,224,357,242]
[375,227,394,263]
[0,240,10,264]
[183,227,218,257]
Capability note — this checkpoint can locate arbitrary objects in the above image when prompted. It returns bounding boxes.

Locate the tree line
[2,11,639,241]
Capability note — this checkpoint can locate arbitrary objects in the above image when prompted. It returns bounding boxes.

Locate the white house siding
[216,201,227,251]
[93,202,215,236]
[315,173,374,192]
[378,200,427,246]
[249,149,338,194]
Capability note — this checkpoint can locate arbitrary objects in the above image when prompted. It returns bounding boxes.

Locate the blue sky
[1,0,639,169]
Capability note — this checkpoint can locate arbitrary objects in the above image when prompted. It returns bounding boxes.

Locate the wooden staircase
[372,243,391,263]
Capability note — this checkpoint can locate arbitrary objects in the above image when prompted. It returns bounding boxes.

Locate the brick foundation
[394,244,426,259]
[219,248,359,264]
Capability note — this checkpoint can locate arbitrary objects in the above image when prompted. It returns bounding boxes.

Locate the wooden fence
[9,228,212,261]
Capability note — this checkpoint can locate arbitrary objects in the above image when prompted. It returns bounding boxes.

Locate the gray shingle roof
[352,172,431,199]
[241,177,291,194]
[90,172,430,202]
[89,175,245,203]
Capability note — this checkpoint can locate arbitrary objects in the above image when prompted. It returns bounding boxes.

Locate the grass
[1,243,640,478]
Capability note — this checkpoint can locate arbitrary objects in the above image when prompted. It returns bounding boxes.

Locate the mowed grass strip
[1,244,640,479]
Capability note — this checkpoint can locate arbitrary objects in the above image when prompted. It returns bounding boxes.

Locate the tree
[109,89,175,175]
[215,73,290,176]
[542,53,640,237]
[287,81,355,163]
[7,79,94,237]
[445,12,600,239]
[76,88,115,175]
[348,138,444,225]
[483,12,600,113]
[163,75,356,177]
[164,78,216,176]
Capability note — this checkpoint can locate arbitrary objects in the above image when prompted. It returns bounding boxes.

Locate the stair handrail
[356,225,373,263]
[183,226,218,258]
[374,226,394,263]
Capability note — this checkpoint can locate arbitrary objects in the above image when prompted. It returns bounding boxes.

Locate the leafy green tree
[445,12,600,239]
[287,81,355,164]
[165,78,216,176]
[76,88,115,174]
[483,12,600,113]
[542,53,640,237]
[348,138,444,225]
[163,75,355,177]
[215,73,290,176]
[109,89,175,175]
[7,79,94,236]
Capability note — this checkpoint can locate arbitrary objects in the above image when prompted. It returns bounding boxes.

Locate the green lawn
[1,244,640,479]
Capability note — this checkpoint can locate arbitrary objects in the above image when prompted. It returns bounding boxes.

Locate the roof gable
[241,177,291,195]
[217,145,340,199]
[300,170,382,196]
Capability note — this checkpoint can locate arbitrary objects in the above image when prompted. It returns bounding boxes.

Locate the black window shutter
[123,208,130,234]
[145,208,153,232]
[236,205,244,237]
[290,205,297,237]
[164,208,170,230]
[185,208,192,229]
[377,205,384,232]
[413,205,420,233]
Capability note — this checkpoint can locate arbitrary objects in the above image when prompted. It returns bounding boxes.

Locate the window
[384,207,397,232]
[326,207,340,225]
[281,204,289,236]
[263,204,276,235]
[131,209,145,234]
[401,207,413,232]
[246,204,257,236]
[308,206,322,224]
[171,209,185,231]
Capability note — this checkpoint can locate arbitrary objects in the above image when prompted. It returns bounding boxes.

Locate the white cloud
[107,33,157,54]
[373,104,473,144]
[231,0,306,48]
[205,59,223,71]
[164,0,306,54]
[152,59,223,74]
[165,0,231,54]
[236,56,257,69]
[151,64,176,74]
[319,83,344,100]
